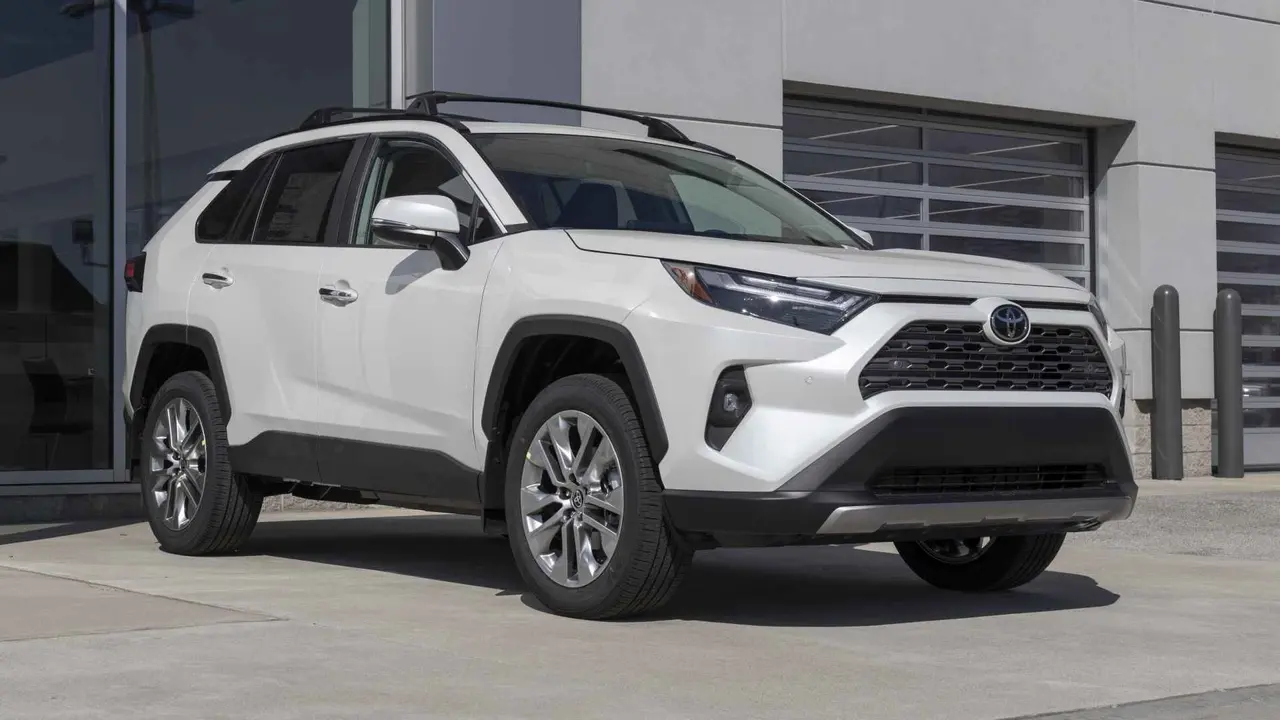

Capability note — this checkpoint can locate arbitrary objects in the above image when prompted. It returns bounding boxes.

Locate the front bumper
[663,405,1137,545]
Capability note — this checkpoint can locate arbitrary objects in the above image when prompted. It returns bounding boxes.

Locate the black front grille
[869,465,1108,497]
[859,322,1114,398]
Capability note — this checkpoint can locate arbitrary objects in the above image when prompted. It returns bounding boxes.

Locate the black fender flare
[129,324,231,421]
[480,315,669,463]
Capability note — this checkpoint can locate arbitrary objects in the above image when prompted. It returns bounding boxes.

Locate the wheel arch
[479,315,668,520]
[128,325,231,473]
[130,324,230,417]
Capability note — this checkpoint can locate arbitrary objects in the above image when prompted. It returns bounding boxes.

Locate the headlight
[1088,296,1109,334]
[662,261,876,334]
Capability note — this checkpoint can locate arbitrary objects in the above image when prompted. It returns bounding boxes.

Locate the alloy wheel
[149,398,206,531]
[519,411,624,588]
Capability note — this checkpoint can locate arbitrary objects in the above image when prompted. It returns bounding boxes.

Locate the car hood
[565,230,1090,300]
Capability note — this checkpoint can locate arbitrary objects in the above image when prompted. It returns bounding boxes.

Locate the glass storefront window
[1,0,389,480]
[125,0,390,254]
[0,3,114,472]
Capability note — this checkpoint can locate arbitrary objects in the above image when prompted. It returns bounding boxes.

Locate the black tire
[894,533,1066,592]
[140,371,263,556]
[505,373,692,620]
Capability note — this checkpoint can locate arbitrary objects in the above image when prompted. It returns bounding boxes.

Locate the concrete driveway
[1,478,1278,720]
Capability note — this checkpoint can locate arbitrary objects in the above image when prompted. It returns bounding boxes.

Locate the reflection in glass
[1218,221,1280,245]
[1218,252,1280,275]
[1217,189,1280,216]
[930,164,1084,198]
[0,3,112,470]
[800,189,921,220]
[784,151,922,185]
[126,0,390,254]
[930,200,1084,231]
[1217,155,1280,189]
[783,112,922,150]
[869,232,923,250]
[929,235,1083,266]
[1223,283,1280,306]
[929,128,1083,165]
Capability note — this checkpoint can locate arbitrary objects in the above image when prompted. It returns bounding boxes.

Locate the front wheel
[894,533,1066,592]
[505,374,692,620]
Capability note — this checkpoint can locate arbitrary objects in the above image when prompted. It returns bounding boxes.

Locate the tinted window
[354,141,496,247]
[195,157,271,242]
[472,134,866,248]
[252,142,354,244]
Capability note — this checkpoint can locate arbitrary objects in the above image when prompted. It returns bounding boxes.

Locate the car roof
[209,119,702,175]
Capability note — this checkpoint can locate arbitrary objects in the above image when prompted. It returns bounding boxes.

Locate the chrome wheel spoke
[519,485,559,515]
[581,513,619,556]
[575,520,601,580]
[545,418,577,484]
[532,436,572,489]
[584,437,616,485]
[585,484,622,516]
[550,522,573,584]
[526,507,568,555]
[150,398,207,532]
[521,410,624,589]
[569,415,600,476]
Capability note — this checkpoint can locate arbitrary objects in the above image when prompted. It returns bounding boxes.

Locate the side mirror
[370,194,468,269]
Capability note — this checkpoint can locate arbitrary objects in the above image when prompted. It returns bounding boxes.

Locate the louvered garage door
[1216,147,1280,469]
[783,100,1093,288]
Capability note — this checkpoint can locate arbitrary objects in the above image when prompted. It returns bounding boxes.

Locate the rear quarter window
[195,156,272,243]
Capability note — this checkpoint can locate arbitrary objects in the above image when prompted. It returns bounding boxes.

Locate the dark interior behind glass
[471,134,867,248]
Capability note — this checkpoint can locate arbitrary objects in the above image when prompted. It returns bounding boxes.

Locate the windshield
[470,133,868,248]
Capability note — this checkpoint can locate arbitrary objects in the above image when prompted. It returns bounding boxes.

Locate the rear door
[187,139,364,481]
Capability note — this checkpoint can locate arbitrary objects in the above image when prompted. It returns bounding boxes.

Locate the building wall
[576,0,1280,476]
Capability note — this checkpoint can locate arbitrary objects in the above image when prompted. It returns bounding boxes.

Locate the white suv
[123,93,1137,619]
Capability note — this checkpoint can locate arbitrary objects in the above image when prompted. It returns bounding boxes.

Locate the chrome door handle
[201,272,233,289]
[319,285,358,306]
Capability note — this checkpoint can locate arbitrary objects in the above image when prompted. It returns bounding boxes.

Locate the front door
[312,135,504,507]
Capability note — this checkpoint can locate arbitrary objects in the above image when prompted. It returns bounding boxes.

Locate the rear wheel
[505,374,692,619]
[894,533,1066,592]
[141,371,263,555]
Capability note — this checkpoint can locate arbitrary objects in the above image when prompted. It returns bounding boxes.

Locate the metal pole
[1151,285,1183,480]
[1214,289,1245,478]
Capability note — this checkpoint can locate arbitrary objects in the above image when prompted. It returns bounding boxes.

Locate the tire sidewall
[505,376,653,616]
[140,373,230,552]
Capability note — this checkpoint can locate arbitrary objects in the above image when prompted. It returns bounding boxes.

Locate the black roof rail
[288,106,472,136]
[405,91,732,156]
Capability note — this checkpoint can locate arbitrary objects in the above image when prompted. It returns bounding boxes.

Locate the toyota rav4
[123,92,1137,619]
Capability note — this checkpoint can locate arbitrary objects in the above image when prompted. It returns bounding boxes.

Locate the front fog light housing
[705,366,751,451]
[663,261,875,335]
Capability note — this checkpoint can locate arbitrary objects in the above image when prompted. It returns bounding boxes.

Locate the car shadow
[245,513,1119,628]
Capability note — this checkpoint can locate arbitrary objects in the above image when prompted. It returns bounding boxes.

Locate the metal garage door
[782,99,1093,288]
[1216,147,1280,469]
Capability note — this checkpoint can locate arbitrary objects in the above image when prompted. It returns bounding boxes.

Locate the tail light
[124,252,146,293]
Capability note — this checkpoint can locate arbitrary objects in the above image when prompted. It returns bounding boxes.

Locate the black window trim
[335,132,510,250]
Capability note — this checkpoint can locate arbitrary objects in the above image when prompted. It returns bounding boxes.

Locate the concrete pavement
[0,479,1278,719]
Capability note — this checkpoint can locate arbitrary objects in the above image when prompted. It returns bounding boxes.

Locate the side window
[194,156,271,243]
[250,141,354,244]
[353,140,497,247]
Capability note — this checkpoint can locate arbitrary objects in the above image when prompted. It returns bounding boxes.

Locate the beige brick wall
[1125,399,1212,479]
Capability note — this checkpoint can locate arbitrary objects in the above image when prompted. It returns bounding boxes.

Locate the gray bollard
[1214,289,1245,478]
[1151,285,1183,480]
